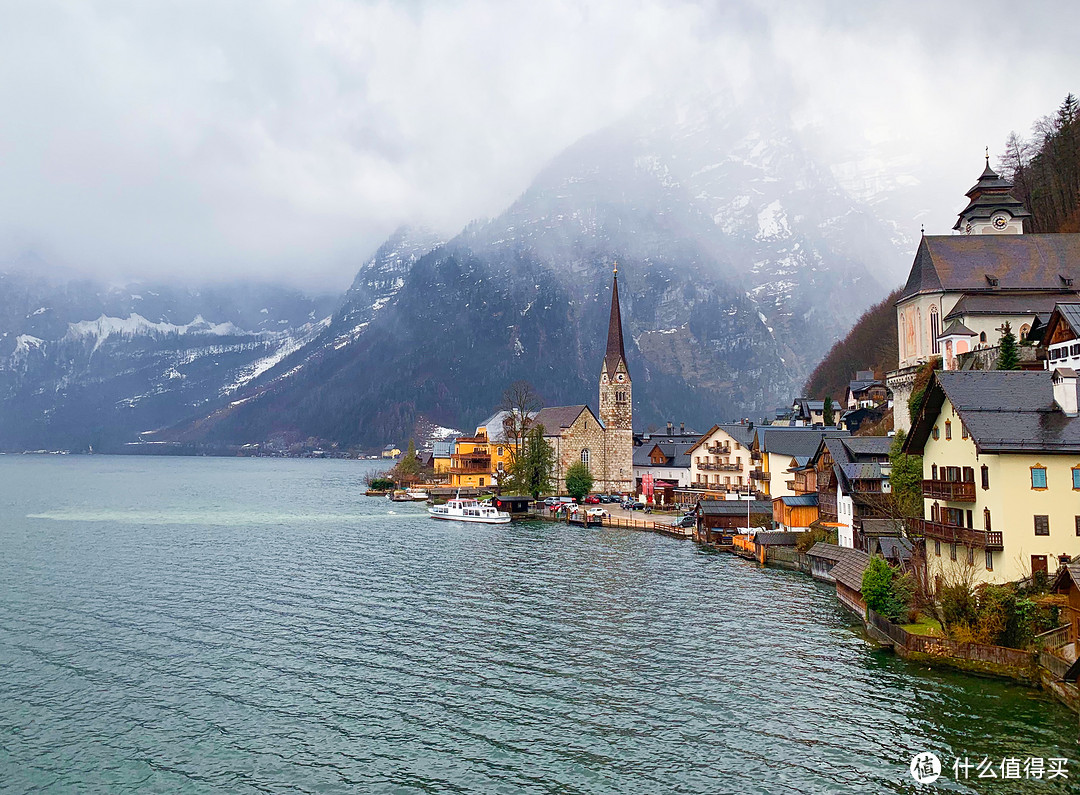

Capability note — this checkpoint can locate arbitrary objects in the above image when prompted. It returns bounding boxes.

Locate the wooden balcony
[914,519,1003,550]
[818,492,837,516]
[751,450,762,461]
[922,479,976,502]
[749,469,770,481]
[705,443,731,455]
[700,462,742,472]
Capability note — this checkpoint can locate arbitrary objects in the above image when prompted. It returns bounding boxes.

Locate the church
[889,155,1080,431]
[450,267,634,494]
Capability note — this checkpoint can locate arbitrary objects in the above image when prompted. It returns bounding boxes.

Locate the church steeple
[953,151,1031,234]
[604,264,628,377]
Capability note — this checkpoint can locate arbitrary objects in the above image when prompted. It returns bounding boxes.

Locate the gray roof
[944,292,1063,321]
[777,494,818,507]
[876,537,914,563]
[831,549,872,591]
[843,436,893,456]
[860,518,907,537]
[698,499,772,516]
[533,405,600,435]
[938,319,976,338]
[754,532,800,547]
[900,234,1080,300]
[477,410,517,442]
[807,542,845,562]
[718,423,756,447]
[907,370,1080,454]
[838,462,885,481]
[433,441,452,457]
[633,441,694,469]
[759,428,849,458]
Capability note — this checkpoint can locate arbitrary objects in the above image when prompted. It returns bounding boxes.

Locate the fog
[1,0,1077,291]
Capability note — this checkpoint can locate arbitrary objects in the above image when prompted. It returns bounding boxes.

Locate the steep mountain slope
[0,267,335,451]
[157,97,909,449]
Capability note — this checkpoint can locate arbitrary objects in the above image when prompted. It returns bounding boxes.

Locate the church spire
[604,263,627,376]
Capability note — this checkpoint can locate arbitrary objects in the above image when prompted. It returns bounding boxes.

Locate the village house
[432,440,453,477]
[693,499,772,544]
[904,369,1080,585]
[632,438,694,504]
[678,423,756,503]
[807,543,872,614]
[888,157,1080,431]
[1043,303,1080,371]
[808,436,893,549]
[844,370,889,410]
[772,494,819,532]
[751,427,848,500]
[381,444,402,459]
[1052,563,1080,650]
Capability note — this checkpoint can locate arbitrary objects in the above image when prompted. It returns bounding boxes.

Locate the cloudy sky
[1,0,1077,290]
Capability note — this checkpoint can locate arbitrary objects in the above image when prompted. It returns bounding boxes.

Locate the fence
[865,608,1037,671]
[1034,625,1071,653]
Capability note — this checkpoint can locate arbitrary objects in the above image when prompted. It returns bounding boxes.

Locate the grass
[901,614,944,637]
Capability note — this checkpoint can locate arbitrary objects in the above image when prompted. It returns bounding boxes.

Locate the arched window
[930,306,940,353]
[581,449,590,466]
[979,331,987,344]
[1020,323,1030,341]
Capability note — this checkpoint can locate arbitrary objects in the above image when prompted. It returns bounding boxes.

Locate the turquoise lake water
[0,455,1077,794]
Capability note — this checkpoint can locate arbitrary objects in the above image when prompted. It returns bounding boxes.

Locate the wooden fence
[865,608,1037,671]
[1034,625,1071,652]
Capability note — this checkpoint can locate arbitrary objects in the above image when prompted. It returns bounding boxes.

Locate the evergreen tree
[822,396,834,427]
[997,322,1020,370]
[564,461,594,501]
[516,424,554,499]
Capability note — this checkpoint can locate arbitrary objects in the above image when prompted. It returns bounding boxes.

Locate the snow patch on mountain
[755,200,791,240]
[65,314,247,352]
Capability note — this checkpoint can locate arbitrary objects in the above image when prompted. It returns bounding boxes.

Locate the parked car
[583,495,601,504]
[622,500,647,511]
[585,507,609,518]
[676,515,696,528]
[557,496,576,504]
[544,497,559,506]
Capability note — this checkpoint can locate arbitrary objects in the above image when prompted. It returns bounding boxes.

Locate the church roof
[900,234,1080,300]
[938,319,976,338]
[604,270,628,376]
[533,405,602,435]
[953,157,1032,230]
[944,292,1064,320]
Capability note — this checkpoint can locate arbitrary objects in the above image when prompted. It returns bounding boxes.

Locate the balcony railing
[818,492,837,516]
[914,519,1003,550]
[705,444,731,455]
[699,462,742,472]
[749,469,770,481]
[922,480,976,502]
[751,450,762,461]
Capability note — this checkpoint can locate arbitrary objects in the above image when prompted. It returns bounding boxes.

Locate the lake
[0,455,1076,793]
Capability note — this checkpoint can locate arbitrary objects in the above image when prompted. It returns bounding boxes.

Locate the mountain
[147,95,910,449]
[0,264,335,451]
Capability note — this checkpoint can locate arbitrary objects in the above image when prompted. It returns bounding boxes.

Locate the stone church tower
[598,266,633,493]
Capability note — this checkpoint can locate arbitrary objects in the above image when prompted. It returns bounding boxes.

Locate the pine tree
[997,322,1020,370]
[516,425,554,499]
[395,438,421,484]
[822,396,834,427]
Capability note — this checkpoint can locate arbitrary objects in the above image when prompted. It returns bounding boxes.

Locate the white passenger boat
[428,498,511,524]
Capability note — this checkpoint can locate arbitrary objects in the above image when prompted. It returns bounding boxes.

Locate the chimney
[680,423,685,433]
[1053,368,1079,417]
[666,421,673,434]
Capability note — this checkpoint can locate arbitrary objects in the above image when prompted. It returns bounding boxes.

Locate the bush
[369,477,395,491]
[862,557,911,623]
[795,525,837,552]
[939,582,978,630]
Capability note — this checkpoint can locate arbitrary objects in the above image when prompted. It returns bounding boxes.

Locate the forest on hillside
[1000,93,1080,233]
[803,93,1080,400]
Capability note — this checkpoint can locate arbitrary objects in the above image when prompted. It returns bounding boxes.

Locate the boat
[428,498,511,524]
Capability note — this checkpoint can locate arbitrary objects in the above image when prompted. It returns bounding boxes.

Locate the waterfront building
[677,423,755,503]
[381,444,402,459]
[808,436,893,549]
[433,440,453,477]
[693,499,772,544]
[904,369,1080,585]
[632,439,694,503]
[888,157,1080,431]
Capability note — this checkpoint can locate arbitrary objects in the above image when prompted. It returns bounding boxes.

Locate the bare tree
[499,381,543,494]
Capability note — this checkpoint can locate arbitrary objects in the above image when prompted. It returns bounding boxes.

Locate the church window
[581,449,590,466]
[1020,324,1030,341]
[930,306,940,354]
[979,331,987,344]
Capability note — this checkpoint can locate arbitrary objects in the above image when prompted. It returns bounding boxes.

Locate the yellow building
[448,411,520,489]
[381,444,402,459]
[906,369,1080,585]
[433,441,453,477]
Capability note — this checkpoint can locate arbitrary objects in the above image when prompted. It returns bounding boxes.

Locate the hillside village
[379,136,1080,708]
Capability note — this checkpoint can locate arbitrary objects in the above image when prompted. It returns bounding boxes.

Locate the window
[479,477,485,487]
[1075,516,1080,537]
[980,331,987,344]
[985,550,994,571]
[945,421,952,440]
[1034,515,1050,536]
[981,465,989,490]
[966,510,973,529]
[931,464,938,480]
[984,509,991,531]
[497,447,503,456]
[934,540,941,557]
[930,306,940,353]
[961,423,968,440]
[932,426,940,440]
[950,543,957,561]
[967,546,974,565]
[581,449,590,465]
[1031,466,1047,490]
[1073,467,1080,490]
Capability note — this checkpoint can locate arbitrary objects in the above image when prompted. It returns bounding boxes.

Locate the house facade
[677,423,755,502]
[752,427,848,500]
[905,369,1080,585]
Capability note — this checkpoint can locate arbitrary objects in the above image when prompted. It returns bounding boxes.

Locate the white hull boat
[428,498,511,524]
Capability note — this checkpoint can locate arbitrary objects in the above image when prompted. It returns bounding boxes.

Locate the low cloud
[0,0,1077,290]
